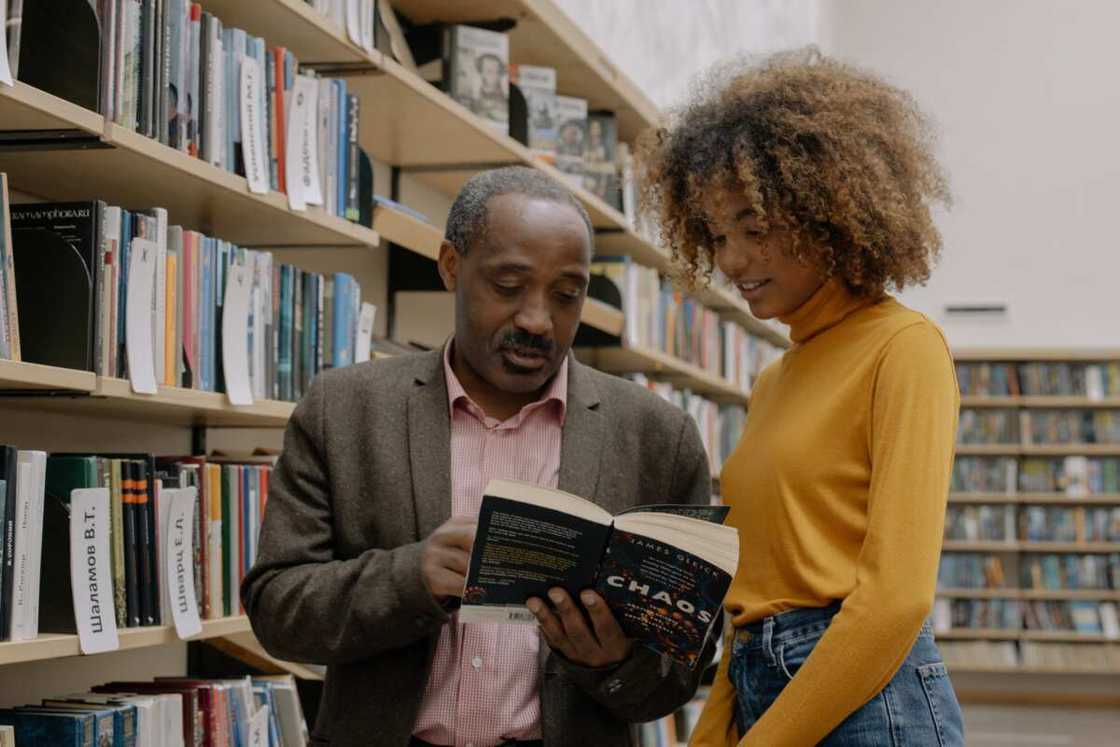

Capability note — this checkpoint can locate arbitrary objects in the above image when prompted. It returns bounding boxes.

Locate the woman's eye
[711,235,728,248]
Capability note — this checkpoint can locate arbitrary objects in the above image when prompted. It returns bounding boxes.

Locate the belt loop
[762,616,777,667]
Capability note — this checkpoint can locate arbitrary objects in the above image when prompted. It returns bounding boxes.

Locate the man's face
[480,58,502,93]
[440,193,591,395]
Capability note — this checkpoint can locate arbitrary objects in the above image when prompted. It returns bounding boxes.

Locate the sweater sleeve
[740,322,959,745]
[687,625,739,747]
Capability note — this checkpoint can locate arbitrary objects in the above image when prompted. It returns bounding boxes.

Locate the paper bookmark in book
[126,239,159,394]
[285,74,324,210]
[0,0,11,86]
[346,0,362,46]
[354,302,376,363]
[165,487,202,639]
[240,55,270,195]
[70,488,120,654]
[360,0,375,54]
[249,704,271,747]
[222,264,253,405]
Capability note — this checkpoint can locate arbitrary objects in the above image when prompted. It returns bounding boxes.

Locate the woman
[638,49,964,745]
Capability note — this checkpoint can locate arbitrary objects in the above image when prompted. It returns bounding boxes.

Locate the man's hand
[528,588,632,668]
[420,516,476,601]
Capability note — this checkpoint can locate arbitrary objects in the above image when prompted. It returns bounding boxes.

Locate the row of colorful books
[0,445,271,643]
[951,456,1120,495]
[957,409,1120,446]
[0,673,307,747]
[592,257,782,389]
[933,598,1120,637]
[944,504,1120,543]
[956,361,1120,398]
[94,0,367,221]
[627,375,746,473]
[938,553,1120,591]
[1,194,373,402]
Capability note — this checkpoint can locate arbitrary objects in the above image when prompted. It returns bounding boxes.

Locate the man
[242,167,713,747]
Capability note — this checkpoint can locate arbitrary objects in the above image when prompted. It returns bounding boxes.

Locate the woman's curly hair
[636,48,950,296]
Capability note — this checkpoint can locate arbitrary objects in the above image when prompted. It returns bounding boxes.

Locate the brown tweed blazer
[242,349,714,747]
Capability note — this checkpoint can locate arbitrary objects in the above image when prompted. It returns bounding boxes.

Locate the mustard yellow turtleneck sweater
[690,280,959,746]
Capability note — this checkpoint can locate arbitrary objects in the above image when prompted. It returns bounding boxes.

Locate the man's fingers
[581,590,629,655]
[442,521,477,552]
[547,588,598,653]
[528,597,571,656]
[437,547,471,575]
[430,568,467,598]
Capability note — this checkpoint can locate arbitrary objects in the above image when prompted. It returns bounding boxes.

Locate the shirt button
[471,656,483,669]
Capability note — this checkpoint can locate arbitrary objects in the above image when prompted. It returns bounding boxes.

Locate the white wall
[817,0,1119,348]
[552,0,819,111]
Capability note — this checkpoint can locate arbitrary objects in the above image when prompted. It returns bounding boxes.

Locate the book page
[459,482,613,625]
[618,503,730,524]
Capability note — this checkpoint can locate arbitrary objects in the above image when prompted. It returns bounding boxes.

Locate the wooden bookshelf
[574,345,750,405]
[208,631,326,682]
[955,443,1120,456]
[948,664,1120,676]
[942,540,1120,553]
[1020,631,1117,644]
[0,617,252,668]
[373,203,444,261]
[949,492,1120,505]
[938,628,1120,645]
[0,360,97,393]
[937,629,1022,641]
[937,588,1120,602]
[197,0,370,64]
[0,81,105,136]
[581,299,626,338]
[392,0,660,143]
[954,348,1120,362]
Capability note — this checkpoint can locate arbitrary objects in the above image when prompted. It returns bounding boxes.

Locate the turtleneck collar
[779,279,876,344]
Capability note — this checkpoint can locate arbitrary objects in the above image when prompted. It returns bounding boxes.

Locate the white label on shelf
[222,264,254,406]
[354,302,377,363]
[240,55,270,195]
[286,74,324,210]
[0,0,12,87]
[166,487,203,639]
[360,0,375,54]
[346,0,363,45]
[126,239,159,394]
[249,704,270,746]
[70,488,121,654]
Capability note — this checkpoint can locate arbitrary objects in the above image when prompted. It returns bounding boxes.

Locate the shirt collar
[443,342,569,426]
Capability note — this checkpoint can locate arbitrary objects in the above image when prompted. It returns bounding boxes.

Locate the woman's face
[706,189,826,320]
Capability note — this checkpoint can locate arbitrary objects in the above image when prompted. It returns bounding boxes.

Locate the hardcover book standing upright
[461,479,739,668]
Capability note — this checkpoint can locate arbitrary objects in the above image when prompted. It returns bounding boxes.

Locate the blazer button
[415,616,429,628]
[605,679,623,694]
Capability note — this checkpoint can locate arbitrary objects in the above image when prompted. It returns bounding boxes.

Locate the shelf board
[955,444,1120,456]
[209,631,325,682]
[936,629,1022,641]
[198,0,369,64]
[392,0,660,143]
[0,360,97,393]
[937,588,1120,601]
[574,345,749,405]
[954,349,1120,362]
[0,81,105,134]
[0,616,251,667]
[942,540,1120,553]
[373,203,443,260]
[1021,631,1118,643]
[948,664,1120,676]
[0,88,379,250]
[961,396,1120,408]
[949,493,1120,505]
[580,299,625,337]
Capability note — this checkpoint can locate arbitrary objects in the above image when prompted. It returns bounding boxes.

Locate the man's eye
[556,290,581,303]
[493,283,520,296]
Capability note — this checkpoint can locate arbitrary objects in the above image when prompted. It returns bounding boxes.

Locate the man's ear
[437,240,460,292]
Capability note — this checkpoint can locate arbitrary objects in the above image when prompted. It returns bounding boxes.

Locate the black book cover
[16,0,101,112]
[345,95,361,223]
[10,202,102,372]
[39,455,100,634]
[139,0,157,138]
[0,445,17,641]
[122,461,142,627]
[358,149,374,228]
[132,460,156,626]
[462,482,736,667]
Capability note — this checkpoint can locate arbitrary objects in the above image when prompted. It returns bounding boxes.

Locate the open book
[460,479,740,668]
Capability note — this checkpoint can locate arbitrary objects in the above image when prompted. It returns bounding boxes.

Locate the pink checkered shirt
[411,346,569,747]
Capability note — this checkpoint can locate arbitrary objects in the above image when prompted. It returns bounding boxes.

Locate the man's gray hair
[444,166,594,254]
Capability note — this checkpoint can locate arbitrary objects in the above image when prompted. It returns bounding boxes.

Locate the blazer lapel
[408,350,452,539]
[558,357,605,503]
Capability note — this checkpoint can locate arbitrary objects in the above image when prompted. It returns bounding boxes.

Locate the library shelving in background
[0,2,781,743]
[939,348,1120,689]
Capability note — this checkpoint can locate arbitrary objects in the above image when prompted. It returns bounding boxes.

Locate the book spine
[0,447,17,640]
[133,460,155,627]
[345,94,360,222]
[157,0,171,145]
[1,175,20,361]
[188,3,202,156]
[122,461,141,627]
[272,48,287,194]
[109,460,127,628]
[336,80,348,218]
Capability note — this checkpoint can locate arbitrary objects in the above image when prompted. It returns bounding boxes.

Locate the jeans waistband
[741,601,843,636]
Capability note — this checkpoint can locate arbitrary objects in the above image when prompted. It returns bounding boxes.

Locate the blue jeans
[727,603,965,745]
